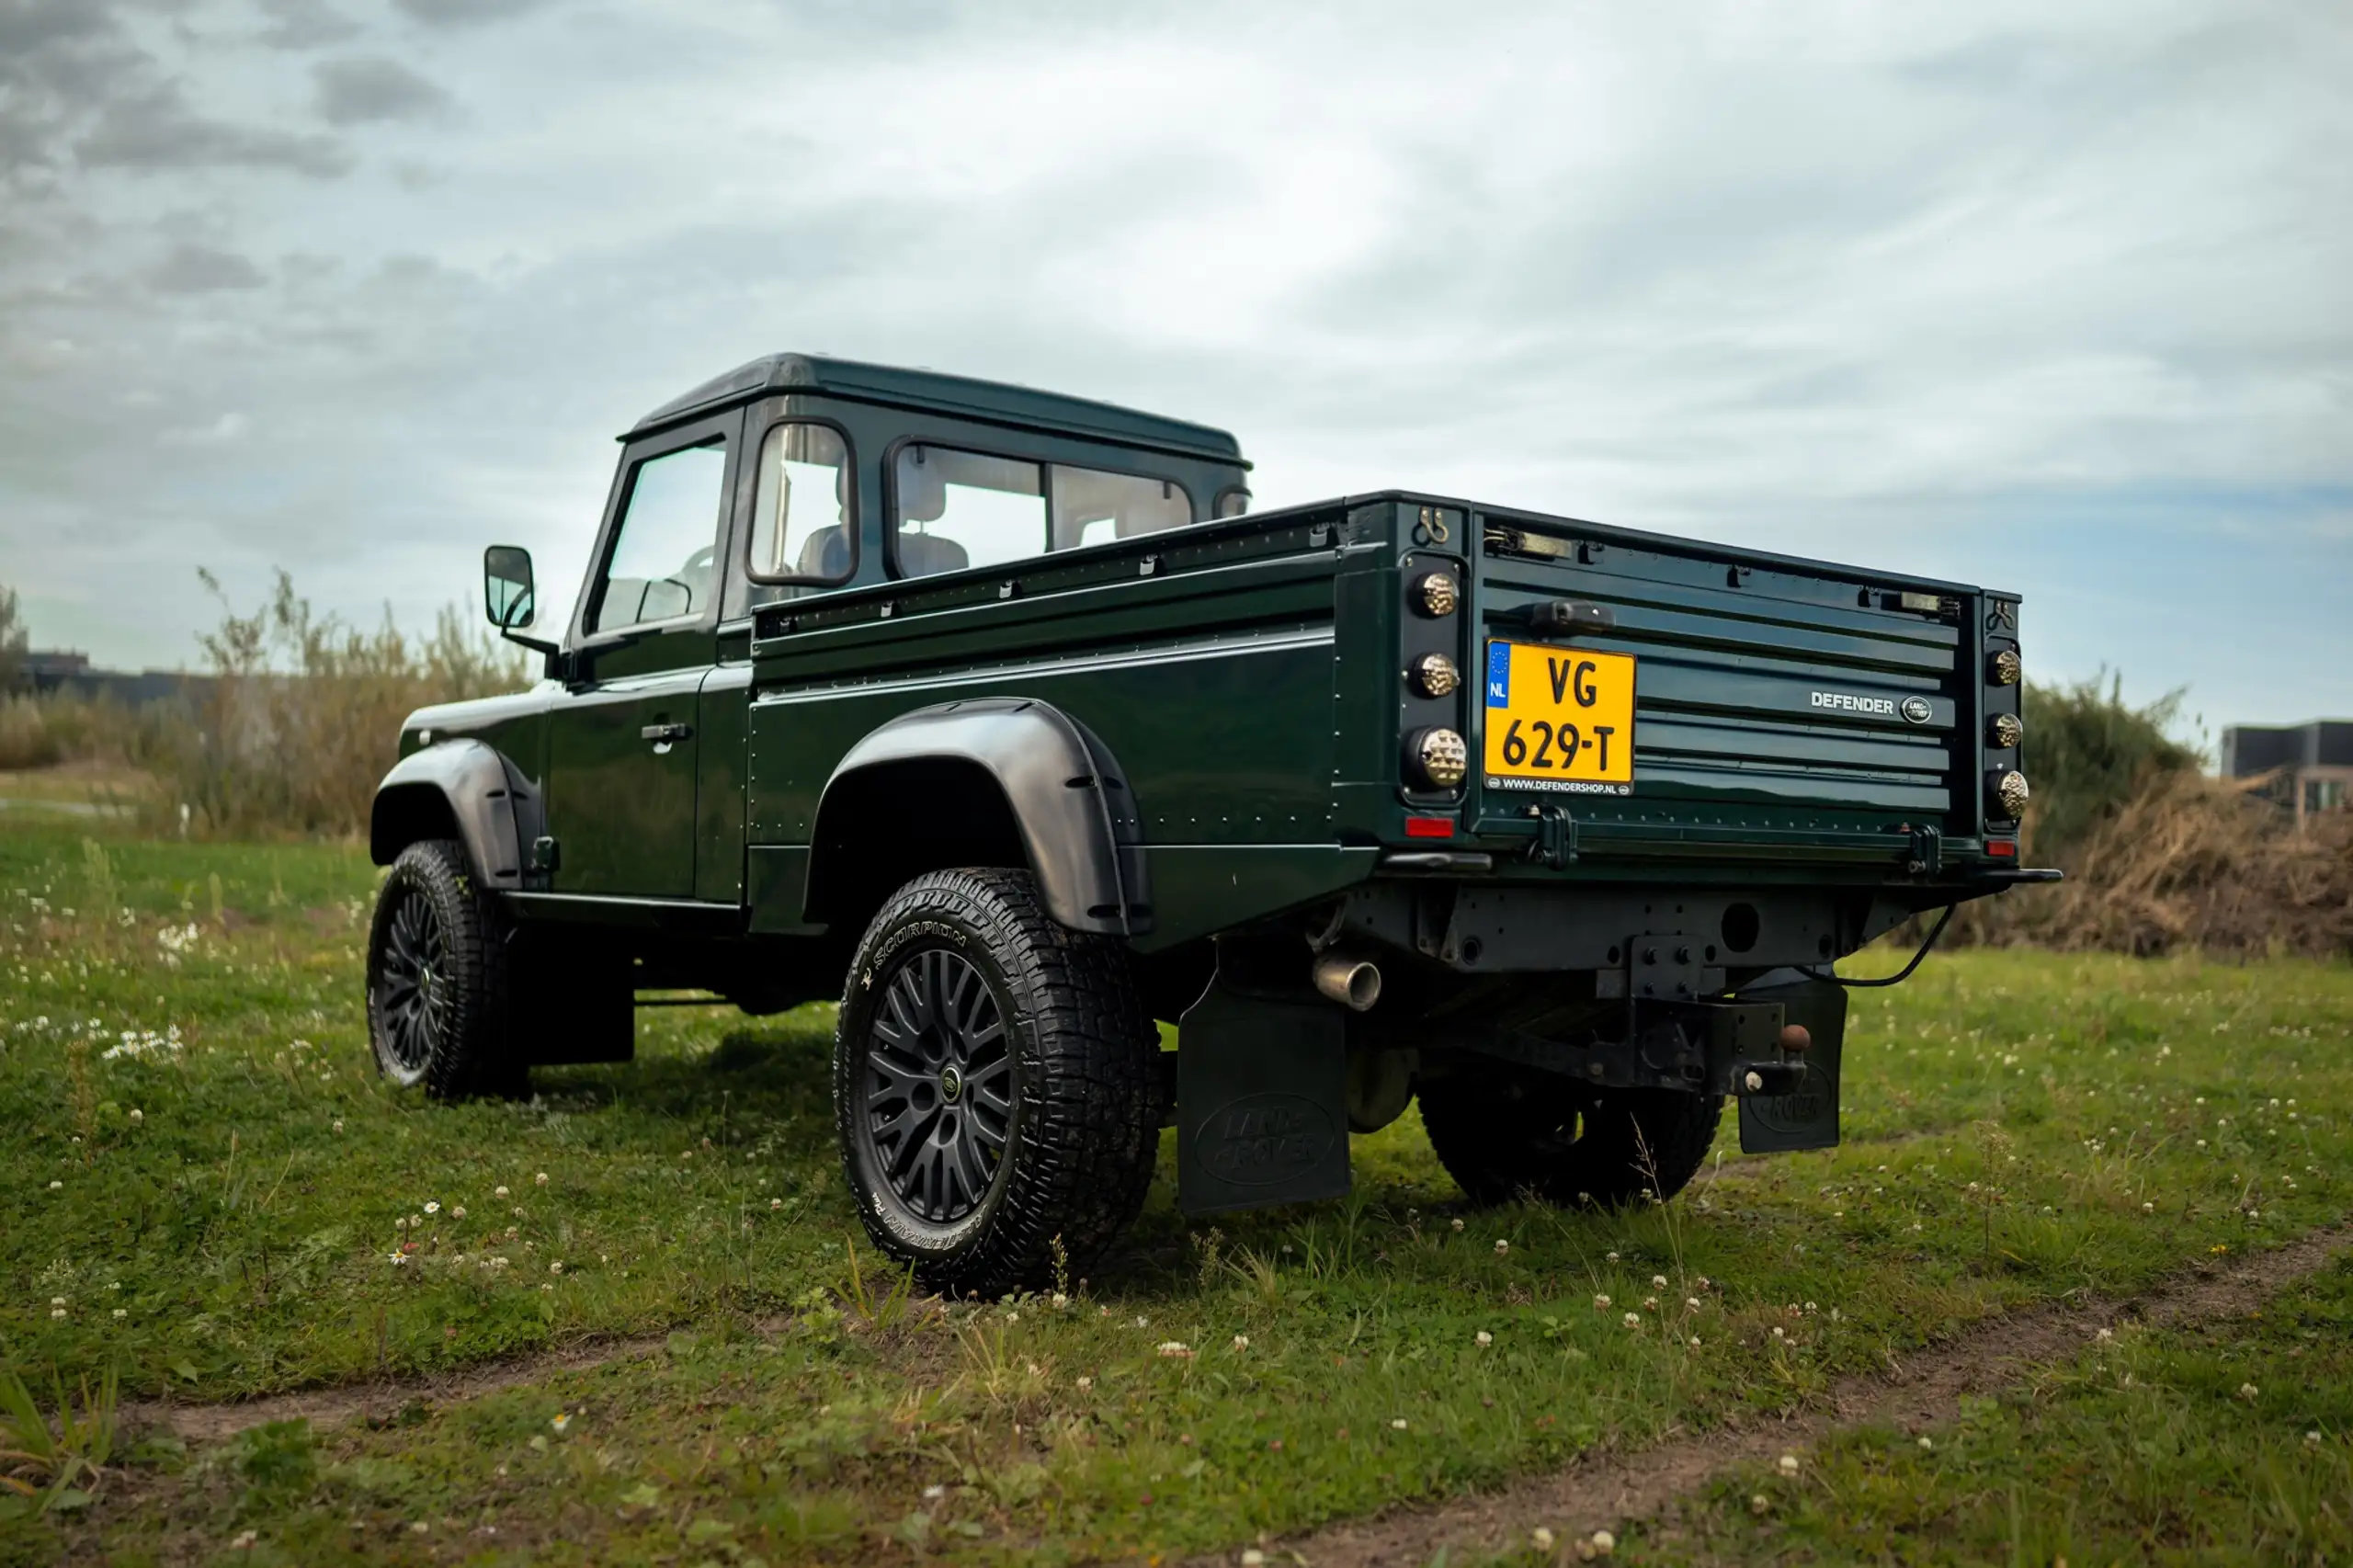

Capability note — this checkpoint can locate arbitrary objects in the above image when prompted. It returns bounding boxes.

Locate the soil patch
[1217,1221,2352,1568]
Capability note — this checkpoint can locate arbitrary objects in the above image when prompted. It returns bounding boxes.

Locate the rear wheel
[835,869,1159,1296]
[1419,1071,1721,1207]
[366,838,524,1100]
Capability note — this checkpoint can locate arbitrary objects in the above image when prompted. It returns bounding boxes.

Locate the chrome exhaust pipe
[1313,952,1381,1012]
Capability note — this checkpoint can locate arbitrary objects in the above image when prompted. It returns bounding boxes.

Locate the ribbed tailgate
[1475,519,1970,847]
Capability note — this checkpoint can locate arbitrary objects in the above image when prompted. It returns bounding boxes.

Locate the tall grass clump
[1954,672,2352,959]
[171,569,529,838]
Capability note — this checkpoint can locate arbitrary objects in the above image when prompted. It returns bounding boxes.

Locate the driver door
[543,413,739,900]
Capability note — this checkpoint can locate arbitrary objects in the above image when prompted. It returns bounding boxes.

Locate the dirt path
[121,1318,791,1445]
[1208,1222,2352,1568]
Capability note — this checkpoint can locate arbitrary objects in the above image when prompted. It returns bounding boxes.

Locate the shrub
[2019,673,2202,864]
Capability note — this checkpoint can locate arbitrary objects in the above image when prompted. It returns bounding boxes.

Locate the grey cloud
[256,0,362,50]
[145,242,267,292]
[76,84,350,176]
[313,55,451,125]
[392,0,552,27]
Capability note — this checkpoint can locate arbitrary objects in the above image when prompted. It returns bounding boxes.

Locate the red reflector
[1987,838,2018,858]
[1404,815,1455,839]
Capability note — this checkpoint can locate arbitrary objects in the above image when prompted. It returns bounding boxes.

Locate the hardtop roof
[629,353,1246,466]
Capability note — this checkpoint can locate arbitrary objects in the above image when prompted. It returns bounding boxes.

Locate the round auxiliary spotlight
[1989,712,2023,749]
[1410,653,1461,698]
[1987,648,2022,687]
[1407,727,1468,790]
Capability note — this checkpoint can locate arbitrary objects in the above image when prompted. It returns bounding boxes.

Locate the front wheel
[1419,1071,1722,1207]
[834,869,1160,1296]
[365,838,523,1100]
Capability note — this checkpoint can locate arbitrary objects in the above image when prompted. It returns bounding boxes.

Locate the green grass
[1,817,2348,1564]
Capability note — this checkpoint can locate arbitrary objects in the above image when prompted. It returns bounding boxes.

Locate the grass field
[1,816,2347,1565]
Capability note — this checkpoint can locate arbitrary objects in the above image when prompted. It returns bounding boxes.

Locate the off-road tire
[1419,1071,1722,1207]
[365,838,525,1101]
[835,869,1160,1296]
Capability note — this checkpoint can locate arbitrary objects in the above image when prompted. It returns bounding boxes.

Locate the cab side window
[745,424,855,598]
[592,441,727,634]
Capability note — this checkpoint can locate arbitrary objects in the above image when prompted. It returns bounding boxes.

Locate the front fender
[369,739,531,889]
[806,699,1150,937]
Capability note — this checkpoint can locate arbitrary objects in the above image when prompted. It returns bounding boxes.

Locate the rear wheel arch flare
[802,699,1150,937]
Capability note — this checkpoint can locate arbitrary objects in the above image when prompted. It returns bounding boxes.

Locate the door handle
[640,722,694,744]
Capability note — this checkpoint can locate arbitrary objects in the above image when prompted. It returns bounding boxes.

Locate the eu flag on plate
[1485,642,1511,707]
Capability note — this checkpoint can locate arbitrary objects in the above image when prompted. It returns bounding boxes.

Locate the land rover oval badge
[1900,696,1933,724]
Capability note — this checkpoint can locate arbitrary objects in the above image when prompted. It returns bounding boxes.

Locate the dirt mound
[1961,771,2353,959]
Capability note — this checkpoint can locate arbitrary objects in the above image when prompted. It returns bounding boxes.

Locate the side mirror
[483,544,537,631]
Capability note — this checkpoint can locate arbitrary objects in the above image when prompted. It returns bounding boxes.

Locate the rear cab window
[891,442,1195,581]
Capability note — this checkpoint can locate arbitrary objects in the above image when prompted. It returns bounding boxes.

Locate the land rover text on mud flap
[365,354,2059,1294]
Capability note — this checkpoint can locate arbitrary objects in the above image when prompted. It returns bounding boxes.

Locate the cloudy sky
[4,0,2347,733]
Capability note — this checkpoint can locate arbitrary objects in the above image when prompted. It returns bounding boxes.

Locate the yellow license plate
[1482,640,1636,793]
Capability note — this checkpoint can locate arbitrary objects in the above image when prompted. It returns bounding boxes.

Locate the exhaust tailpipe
[1313,952,1381,1012]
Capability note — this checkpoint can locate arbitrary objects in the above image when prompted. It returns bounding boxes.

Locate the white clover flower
[1687,1297,1701,1310]
[1595,1294,1611,1309]
[1605,1250,1620,1263]
[770,1198,784,1210]
[1450,1218,1464,1232]
[1475,1330,1493,1347]
[1590,1529,1616,1556]
[112,1308,126,1319]
[494,1186,509,1199]
[50,1307,65,1320]
[1156,1341,1193,1359]
[550,1261,563,1274]
[921,1483,946,1501]
[1621,1311,1642,1329]
[1778,1453,1801,1475]
[332,1119,344,1133]
[1075,1375,1093,1390]
[534,1172,548,1187]
[2309,1430,2325,1446]
[1052,1293,1069,1310]
[1917,1435,1934,1449]
[1241,1552,1266,1568]
[47,1180,62,1190]
[1772,1326,1785,1340]
[452,1206,466,1220]
[1232,1335,1249,1351]
[129,1108,143,1126]
[2096,1327,2114,1342]
[1390,1418,1408,1430]
[2239,1383,2259,1401]
[1652,1275,1668,1290]
[1135,1315,1149,1328]
[1494,1238,1509,1256]
[1644,1297,1659,1312]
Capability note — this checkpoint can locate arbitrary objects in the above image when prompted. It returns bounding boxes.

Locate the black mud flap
[1176,977,1348,1215]
[1733,972,1846,1153]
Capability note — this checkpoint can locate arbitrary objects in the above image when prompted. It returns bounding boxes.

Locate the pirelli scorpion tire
[835,869,1161,1297]
[365,838,525,1101]
[1419,1072,1722,1208]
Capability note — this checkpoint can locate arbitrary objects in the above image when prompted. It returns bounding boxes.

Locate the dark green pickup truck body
[369,353,2050,1289]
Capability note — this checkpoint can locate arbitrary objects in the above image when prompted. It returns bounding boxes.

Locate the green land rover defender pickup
[366,354,2054,1292]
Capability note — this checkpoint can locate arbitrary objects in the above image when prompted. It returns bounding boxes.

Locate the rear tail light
[1413,572,1459,619]
[1409,653,1461,698]
[1406,727,1468,789]
[1987,649,2021,686]
[1988,769,2029,820]
[1988,712,2022,748]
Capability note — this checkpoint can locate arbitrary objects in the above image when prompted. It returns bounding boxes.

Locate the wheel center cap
[939,1064,963,1103]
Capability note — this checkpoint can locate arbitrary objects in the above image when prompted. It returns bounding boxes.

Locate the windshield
[893,444,1193,578]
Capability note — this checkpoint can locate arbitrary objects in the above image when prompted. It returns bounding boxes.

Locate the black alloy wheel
[365,837,521,1099]
[375,882,449,1079]
[834,869,1161,1295]
[861,946,1016,1225]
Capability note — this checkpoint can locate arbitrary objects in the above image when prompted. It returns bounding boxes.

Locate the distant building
[2222,721,2353,826]
[14,648,215,709]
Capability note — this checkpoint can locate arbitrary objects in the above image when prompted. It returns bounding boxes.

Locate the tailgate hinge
[1527,803,1578,869]
[1899,823,1942,876]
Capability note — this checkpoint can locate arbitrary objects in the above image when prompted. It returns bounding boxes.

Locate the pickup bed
[367,354,2053,1291]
